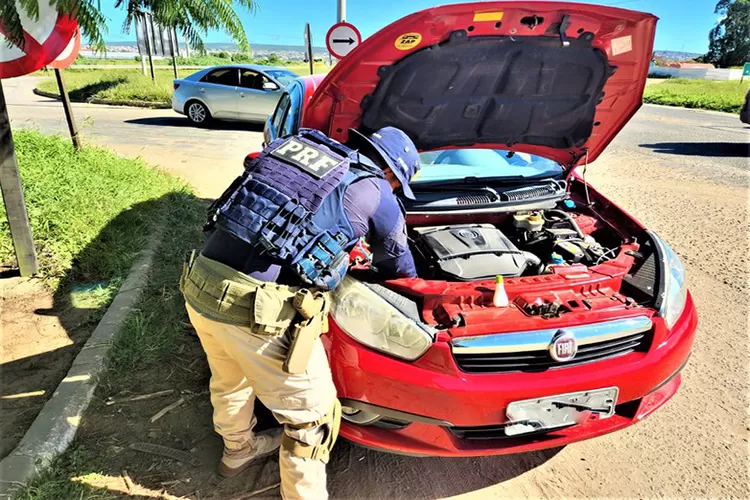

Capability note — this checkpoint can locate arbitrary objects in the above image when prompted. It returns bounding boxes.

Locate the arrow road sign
[326,22,362,60]
[0,0,77,79]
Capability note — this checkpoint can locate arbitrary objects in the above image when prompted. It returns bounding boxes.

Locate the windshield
[266,69,299,86]
[415,149,563,183]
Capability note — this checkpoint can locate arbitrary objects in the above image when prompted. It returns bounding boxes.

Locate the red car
[263,2,697,457]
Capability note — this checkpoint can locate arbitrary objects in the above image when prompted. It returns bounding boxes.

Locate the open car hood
[304,2,657,168]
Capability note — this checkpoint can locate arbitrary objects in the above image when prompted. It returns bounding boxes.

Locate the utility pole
[337,0,346,22]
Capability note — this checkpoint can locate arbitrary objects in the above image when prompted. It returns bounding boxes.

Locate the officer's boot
[218,428,283,477]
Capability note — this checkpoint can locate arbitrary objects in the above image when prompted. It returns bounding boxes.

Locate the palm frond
[2,0,257,55]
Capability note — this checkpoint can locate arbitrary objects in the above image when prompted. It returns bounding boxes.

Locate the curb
[33,88,171,109]
[0,233,160,498]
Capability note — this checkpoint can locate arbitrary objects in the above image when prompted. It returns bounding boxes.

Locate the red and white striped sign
[48,28,81,70]
[0,0,77,79]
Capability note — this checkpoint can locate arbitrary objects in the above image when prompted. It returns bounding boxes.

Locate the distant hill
[654,50,703,61]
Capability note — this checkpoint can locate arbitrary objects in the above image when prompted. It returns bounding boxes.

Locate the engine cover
[412,224,530,281]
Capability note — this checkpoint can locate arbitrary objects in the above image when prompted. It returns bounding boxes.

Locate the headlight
[652,234,688,329]
[331,277,433,360]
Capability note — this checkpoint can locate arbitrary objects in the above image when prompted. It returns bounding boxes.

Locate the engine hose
[522,251,543,274]
[544,209,587,240]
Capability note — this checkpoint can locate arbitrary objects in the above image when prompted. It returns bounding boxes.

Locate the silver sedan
[172,64,299,126]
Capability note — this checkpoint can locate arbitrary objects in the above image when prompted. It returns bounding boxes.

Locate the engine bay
[410,208,619,282]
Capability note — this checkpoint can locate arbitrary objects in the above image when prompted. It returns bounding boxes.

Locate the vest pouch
[253,286,298,336]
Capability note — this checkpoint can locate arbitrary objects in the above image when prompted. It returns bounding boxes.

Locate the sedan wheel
[187,101,209,125]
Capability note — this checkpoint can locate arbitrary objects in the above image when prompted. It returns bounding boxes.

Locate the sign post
[0,82,38,276]
[49,29,82,151]
[305,23,314,75]
[741,62,750,83]
[325,22,362,60]
[0,0,78,276]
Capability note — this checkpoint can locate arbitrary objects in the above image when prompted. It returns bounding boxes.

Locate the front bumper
[324,293,697,457]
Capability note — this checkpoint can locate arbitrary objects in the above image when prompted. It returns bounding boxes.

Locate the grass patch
[0,130,188,284]
[102,191,205,380]
[14,189,208,500]
[643,78,750,113]
[36,62,328,106]
[36,68,175,105]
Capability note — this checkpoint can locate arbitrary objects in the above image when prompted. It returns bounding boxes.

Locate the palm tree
[1,0,257,53]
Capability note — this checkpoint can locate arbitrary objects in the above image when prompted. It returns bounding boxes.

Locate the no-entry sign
[326,22,362,60]
[49,28,81,70]
[0,0,77,78]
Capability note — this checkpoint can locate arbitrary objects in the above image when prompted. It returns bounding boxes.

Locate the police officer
[180,126,421,499]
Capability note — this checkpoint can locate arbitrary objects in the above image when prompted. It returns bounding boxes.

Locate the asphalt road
[5,76,265,198]
[5,74,750,497]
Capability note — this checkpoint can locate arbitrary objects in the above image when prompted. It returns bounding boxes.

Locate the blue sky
[101,0,721,54]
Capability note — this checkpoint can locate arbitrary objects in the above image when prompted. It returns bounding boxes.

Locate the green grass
[36,62,328,106]
[0,130,189,284]
[643,78,750,113]
[13,175,207,500]
[36,68,175,105]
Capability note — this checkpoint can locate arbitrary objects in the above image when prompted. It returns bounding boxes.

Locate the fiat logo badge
[549,329,577,362]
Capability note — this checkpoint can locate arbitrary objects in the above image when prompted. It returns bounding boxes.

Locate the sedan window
[239,69,267,90]
[201,68,238,86]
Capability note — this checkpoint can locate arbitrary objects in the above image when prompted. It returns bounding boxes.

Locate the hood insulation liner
[360,30,615,152]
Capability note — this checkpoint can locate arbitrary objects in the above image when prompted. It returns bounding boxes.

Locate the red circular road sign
[49,28,81,70]
[326,22,362,60]
[0,1,77,79]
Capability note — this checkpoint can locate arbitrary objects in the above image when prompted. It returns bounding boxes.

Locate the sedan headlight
[652,233,688,329]
[331,277,433,360]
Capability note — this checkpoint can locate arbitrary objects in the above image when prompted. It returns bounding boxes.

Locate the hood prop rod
[559,15,571,47]
[582,148,592,206]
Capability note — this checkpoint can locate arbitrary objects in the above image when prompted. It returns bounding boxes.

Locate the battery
[554,240,585,263]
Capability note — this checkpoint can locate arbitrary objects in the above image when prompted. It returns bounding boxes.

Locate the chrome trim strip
[451,316,653,355]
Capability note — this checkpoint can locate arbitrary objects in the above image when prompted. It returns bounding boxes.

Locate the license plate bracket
[504,387,619,437]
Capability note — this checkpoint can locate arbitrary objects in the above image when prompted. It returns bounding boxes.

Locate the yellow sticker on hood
[395,32,422,50]
[473,11,504,22]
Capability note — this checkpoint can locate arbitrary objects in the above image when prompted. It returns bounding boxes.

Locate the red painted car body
[262,2,697,456]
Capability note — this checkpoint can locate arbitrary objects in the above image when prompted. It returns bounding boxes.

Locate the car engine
[410,210,611,281]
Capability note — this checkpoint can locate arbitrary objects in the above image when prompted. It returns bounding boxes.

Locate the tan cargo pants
[186,302,337,500]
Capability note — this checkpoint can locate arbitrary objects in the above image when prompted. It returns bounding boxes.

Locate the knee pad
[282,398,341,463]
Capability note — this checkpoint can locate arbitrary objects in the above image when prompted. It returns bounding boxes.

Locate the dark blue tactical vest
[206,129,381,290]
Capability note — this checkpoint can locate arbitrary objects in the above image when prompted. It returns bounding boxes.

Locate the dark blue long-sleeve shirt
[202,176,417,283]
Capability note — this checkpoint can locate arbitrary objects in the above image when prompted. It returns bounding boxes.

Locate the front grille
[454,331,652,374]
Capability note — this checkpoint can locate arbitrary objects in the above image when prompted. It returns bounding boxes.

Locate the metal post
[172,28,180,58]
[135,15,147,75]
[337,0,346,22]
[54,69,82,151]
[0,80,38,276]
[168,28,178,79]
[305,23,314,75]
[142,14,156,83]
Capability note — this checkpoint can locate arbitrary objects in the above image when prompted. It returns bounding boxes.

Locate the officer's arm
[367,181,417,279]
